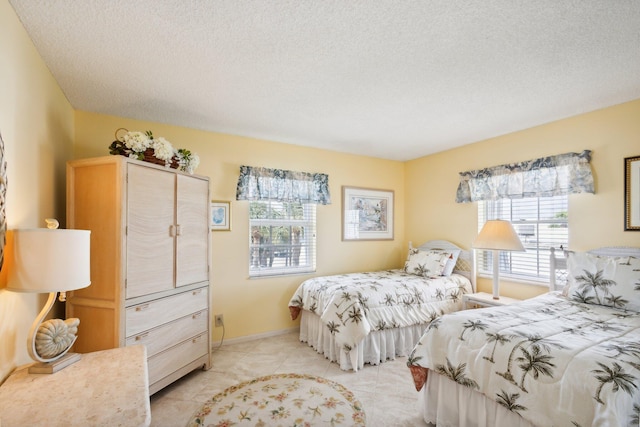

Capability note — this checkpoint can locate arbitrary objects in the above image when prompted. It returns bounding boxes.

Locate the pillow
[565,251,640,312]
[403,248,450,278]
[439,249,461,276]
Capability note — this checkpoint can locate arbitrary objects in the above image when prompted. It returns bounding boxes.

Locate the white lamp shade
[6,229,91,293]
[472,220,525,251]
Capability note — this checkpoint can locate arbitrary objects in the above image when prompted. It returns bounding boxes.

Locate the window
[249,200,316,277]
[477,195,568,284]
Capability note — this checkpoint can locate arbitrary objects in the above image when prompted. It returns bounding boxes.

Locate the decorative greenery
[175,148,200,174]
[109,129,199,173]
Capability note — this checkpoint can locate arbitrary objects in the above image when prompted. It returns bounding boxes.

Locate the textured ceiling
[8,1,640,161]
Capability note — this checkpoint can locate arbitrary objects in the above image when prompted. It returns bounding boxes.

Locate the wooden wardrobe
[66,156,211,394]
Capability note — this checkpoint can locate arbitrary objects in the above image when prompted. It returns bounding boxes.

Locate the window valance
[455,150,595,203]
[236,165,331,205]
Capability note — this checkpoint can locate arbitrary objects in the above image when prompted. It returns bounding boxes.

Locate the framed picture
[342,186,394,241]
[625,155,640,231]
[211,200,231,231]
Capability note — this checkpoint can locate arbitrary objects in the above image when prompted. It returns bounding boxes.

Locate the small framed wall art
[211,200,231,231]
[342,186,394,241]
[625,155,640,231]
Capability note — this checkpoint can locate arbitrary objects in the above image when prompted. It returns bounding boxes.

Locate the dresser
[66,156,211,394]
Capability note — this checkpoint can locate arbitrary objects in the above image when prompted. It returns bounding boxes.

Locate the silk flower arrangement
[109,129,200,174]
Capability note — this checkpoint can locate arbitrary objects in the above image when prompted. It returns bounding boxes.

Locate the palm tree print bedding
[288,270,471,369]
[408,291,640,426]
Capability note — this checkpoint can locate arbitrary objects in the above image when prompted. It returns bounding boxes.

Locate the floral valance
[236,165,331,205]
[456,150,595,203]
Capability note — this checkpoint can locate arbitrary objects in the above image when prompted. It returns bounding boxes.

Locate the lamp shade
[472,220,525,251]
[6,228,91,293]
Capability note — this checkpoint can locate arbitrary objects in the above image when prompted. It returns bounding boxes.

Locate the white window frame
[249,200,316,278]
[477,195,568,285]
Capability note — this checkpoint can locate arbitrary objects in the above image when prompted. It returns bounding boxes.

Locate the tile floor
[149,331,427,426]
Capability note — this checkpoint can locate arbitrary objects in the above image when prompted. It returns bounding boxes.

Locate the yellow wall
[0,0,75,381]
[73,111,406,342]
[406,99,640,300]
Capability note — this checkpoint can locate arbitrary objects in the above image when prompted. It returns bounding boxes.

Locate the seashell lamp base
[34,318,80,359]
[28,352,81,374]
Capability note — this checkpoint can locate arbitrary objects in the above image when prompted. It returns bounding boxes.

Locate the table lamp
[5,219,91,373]
[472,219,524,300]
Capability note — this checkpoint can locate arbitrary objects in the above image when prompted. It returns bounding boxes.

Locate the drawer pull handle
[135,304,149,312]
[192,289,202,296]
[169,225,175,237]
[192,312,202,319]
[135,333,149,341]
[192,336,201,344]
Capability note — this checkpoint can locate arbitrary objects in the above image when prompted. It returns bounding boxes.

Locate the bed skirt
[299,310,427,370]
[421,371,534,427]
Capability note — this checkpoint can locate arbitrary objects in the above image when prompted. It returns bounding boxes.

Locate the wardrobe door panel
[175,174,209,287]
[126,164,175,298]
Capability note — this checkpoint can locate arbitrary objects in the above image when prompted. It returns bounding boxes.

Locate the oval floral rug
[187,373,366,426]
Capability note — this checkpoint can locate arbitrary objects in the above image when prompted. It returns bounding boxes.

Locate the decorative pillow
[439,249,461,276]
[565,251,640,312]
[404,249,450,278]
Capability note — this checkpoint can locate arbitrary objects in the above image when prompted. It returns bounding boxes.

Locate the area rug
[187,373,366,426]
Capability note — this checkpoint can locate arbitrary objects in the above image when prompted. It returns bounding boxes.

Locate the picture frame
[625,155,640,231]
[211,200,231,231]
[342,186,394,241]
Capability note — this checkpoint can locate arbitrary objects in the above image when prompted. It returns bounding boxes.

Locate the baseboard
[211,326,299,348]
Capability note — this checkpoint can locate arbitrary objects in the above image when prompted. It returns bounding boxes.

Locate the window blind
[249,201,316,278]
[478,195,568,283]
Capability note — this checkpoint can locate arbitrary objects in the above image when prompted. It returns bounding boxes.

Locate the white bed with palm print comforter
[408,246,640,427]
[288,240,474,371]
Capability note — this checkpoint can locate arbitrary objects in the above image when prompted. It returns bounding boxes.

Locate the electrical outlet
[215,314,224,327]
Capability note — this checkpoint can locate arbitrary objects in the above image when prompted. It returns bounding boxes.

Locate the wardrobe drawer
[125,309,207,357]
[148,332,208,386]
[125,287,208,337]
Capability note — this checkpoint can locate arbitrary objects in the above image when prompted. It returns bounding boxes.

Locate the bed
[288,240,475,371]
[408,246,640,427]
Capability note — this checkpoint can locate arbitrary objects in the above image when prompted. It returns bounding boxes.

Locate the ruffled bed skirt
[421,371,534,427]
[299,310,427,371]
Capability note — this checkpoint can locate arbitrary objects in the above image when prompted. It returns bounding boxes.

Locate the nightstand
[463,291,521,309]
[0,346,150,426]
